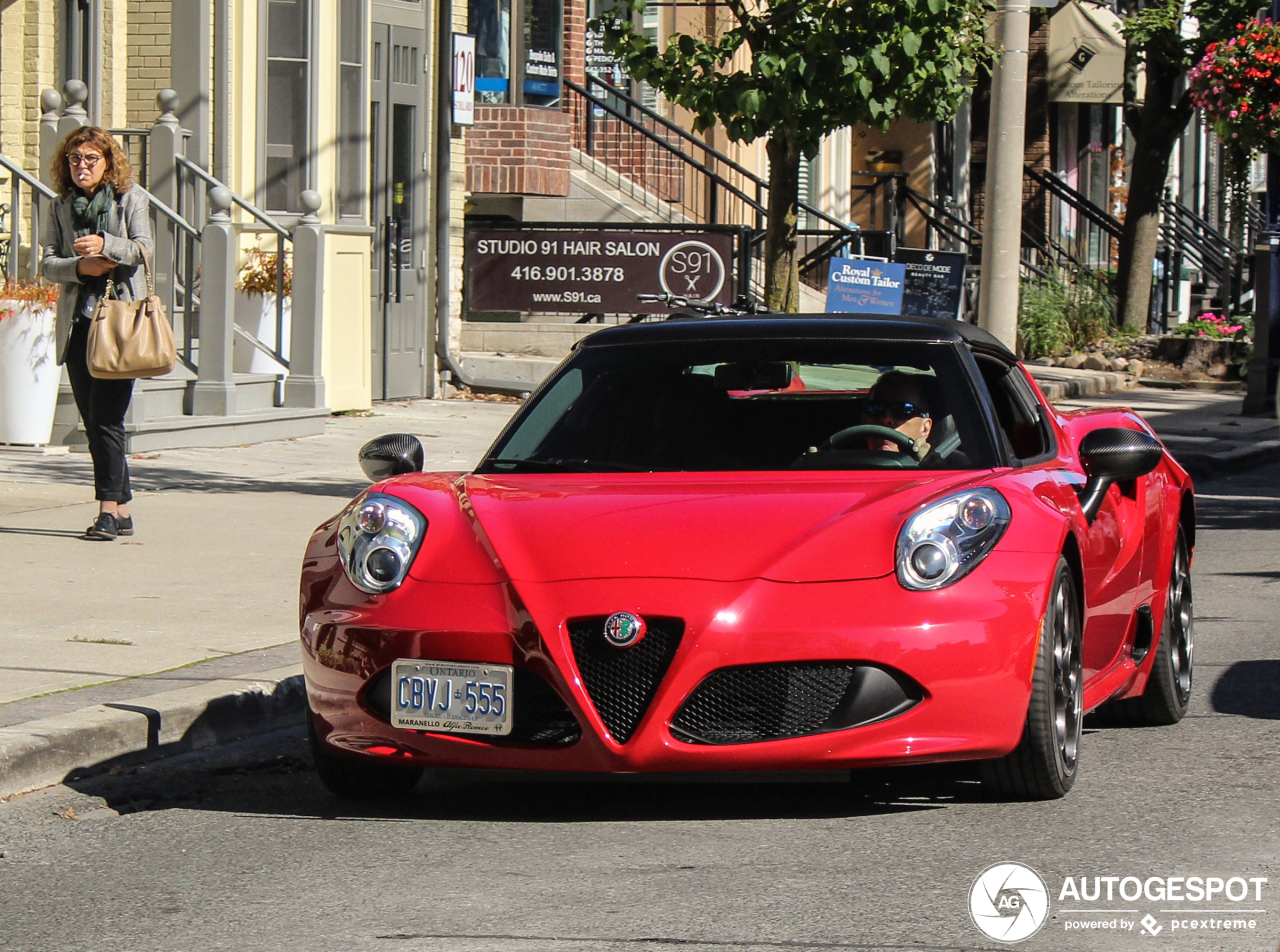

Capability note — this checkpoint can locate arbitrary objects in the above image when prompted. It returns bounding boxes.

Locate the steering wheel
[827,424,916,452]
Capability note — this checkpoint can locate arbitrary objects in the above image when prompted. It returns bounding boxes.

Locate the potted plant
[0,280,61,445]
[233,246,292,375]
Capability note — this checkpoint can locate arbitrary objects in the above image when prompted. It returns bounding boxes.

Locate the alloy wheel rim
[1051,577,1082,770]
[1168,542,1194,704]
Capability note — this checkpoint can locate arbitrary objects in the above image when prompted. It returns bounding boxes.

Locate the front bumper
[301,551,1049,772]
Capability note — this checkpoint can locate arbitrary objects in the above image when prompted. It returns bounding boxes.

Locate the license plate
[389,659,513,735]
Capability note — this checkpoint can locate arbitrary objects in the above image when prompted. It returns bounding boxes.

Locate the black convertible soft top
[577,314,1016,360]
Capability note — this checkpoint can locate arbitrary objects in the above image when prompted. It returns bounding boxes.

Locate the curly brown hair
[50,126,133,197]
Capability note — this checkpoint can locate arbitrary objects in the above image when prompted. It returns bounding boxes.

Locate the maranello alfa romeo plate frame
[390,659,513,735]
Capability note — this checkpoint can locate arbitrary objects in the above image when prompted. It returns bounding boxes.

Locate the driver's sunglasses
[863,400,929,422]
[67,153,104,168]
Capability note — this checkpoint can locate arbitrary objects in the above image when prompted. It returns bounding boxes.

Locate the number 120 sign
[453,34,476,127]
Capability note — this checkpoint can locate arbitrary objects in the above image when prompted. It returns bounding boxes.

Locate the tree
[1114,0,1253,331]
[596,0,990,311]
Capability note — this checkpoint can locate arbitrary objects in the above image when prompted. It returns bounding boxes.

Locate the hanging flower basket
[1189,20,1280,151]
[0,282,61,446]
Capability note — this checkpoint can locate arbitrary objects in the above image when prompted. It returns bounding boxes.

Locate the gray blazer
[40,187,154,365]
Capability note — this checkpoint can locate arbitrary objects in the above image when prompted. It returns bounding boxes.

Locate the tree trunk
[1114,61,1189,331]
[764,132,801,312]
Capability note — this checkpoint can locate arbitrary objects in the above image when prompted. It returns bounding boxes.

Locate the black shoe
[116,515,134,536]
[85,512,119,541]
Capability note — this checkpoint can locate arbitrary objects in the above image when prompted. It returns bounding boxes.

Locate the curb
[1026,367,1137,401]
[0,665,305,800]
[1174,440,1280,482]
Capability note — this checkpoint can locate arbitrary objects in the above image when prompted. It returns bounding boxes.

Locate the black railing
[1023,166,1121,279]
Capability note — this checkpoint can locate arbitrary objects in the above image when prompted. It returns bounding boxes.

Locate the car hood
[461,471,986,583]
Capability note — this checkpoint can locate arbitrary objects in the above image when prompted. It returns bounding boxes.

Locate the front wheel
[307,704,423,801]
[981,557,1082,800]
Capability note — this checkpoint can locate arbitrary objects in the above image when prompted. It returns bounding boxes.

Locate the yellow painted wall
[324,234,373,410]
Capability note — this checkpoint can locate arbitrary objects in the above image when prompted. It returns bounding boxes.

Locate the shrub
[1175,311,1247,339]
[0,280,59,319]
[1018,268,1115,358]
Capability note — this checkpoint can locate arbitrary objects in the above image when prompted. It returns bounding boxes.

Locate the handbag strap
[102,242,155,301]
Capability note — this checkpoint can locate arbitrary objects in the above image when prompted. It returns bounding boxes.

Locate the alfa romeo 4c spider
[300,315,1195,801]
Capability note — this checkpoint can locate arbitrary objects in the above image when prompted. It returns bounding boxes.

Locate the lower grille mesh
[671,662,921,745]
[568,615,684,743]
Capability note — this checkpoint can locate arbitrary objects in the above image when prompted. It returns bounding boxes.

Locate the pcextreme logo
[969,862,1050,942]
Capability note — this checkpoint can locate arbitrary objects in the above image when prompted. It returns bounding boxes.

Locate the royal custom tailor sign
[895,248,967,320]
[824,257,906,314]
[467,230,735,313]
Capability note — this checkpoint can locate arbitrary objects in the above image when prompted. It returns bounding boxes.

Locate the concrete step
[52,368,319,452]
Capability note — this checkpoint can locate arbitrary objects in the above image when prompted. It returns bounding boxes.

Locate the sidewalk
[0,371,1272,798]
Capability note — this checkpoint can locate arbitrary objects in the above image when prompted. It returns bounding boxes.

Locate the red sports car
[300,315,1194,801]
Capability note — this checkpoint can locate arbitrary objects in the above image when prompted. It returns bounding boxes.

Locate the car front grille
[363,666,581,745]
[567,615,684,743]
[670,662,922,745]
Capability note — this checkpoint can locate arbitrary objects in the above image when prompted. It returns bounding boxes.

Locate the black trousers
[64,319,134,503]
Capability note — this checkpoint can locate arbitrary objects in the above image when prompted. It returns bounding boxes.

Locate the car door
[979,358,1143,681]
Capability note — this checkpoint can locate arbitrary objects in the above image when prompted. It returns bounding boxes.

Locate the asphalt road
[1,464,1277,952]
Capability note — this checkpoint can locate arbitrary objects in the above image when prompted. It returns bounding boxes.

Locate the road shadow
[59,698,1015,823]
[0,526,89,539]
[1210,660,1280,719]
[1193,492,1280,532]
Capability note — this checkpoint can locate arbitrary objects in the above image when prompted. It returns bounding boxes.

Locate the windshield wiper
[485,457,645,473]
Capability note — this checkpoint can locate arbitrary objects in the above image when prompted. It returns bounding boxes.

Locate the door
[370,18,427,399]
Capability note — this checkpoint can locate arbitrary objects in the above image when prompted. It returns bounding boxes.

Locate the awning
[1048,1,1140,104]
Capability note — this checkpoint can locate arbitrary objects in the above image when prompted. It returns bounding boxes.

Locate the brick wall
[969,14,1051,242]
[127,0,170,129]
[466,106,572,195]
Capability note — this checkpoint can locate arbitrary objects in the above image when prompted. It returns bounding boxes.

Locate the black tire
[307,705,424,801]
[981,557,1082,800]
[1091,527,1193,727]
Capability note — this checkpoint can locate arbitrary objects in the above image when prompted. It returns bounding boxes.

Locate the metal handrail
[136,185,200,238]
[567,79,765,217]
[1024,166,1123,239]
[175,155,291,239]
[570,74,858,235]
[0,153,57,282]
[174,154,290,372]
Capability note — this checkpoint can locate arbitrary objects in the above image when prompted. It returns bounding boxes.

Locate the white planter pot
[0,304,60,445]
[233,291,291,375]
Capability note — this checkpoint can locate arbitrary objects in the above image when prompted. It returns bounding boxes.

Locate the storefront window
[522,0,562,107]
[470,0,511,104]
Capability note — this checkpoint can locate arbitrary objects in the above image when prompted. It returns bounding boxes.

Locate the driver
[860,371,934,458]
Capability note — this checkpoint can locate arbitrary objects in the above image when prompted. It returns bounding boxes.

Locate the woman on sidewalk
[40,126,153,541]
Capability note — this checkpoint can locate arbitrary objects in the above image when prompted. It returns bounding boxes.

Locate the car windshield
[480,338,999,473]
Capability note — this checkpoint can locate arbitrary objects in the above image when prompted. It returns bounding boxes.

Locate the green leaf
[678,34,696,56]
[870,49,891,76]
[902,31,921,58]
[858,75,873,98]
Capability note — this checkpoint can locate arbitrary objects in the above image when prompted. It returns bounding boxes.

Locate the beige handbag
[86,246,177,380]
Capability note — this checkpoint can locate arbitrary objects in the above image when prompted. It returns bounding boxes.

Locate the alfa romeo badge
[603,611,646,649]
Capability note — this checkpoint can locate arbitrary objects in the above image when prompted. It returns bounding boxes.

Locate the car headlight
[336,493,427,594]
[896,488,1011,591]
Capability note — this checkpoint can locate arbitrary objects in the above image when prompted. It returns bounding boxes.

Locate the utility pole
[977,0,1031,351]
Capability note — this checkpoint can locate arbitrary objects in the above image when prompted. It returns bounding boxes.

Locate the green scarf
[70,183,115,239]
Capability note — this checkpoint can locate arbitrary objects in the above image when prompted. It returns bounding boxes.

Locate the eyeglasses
[863,400,929,422]
[67,153,104,168]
